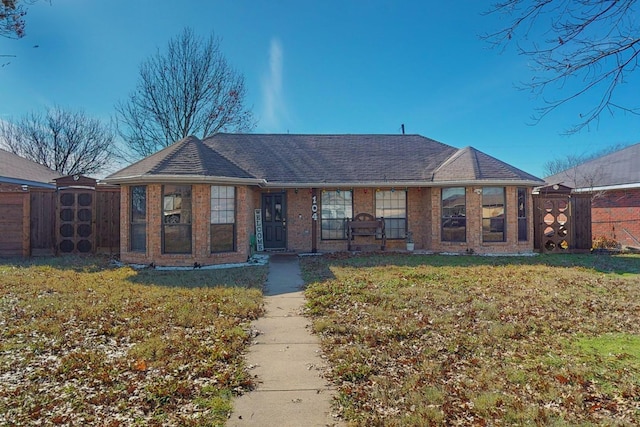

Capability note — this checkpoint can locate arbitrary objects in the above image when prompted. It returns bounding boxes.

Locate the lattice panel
[57,190,94,254]
[541,198,570,252]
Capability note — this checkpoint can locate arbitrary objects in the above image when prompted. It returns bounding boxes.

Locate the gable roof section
[107,136,257,183]
[0,148,62,188]
[432,146,541,183]
[106,134,544,187]
[545,143,640,191]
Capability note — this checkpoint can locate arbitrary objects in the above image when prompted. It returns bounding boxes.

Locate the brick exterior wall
[119,184,536,266]
[429,186,534,255]
[285,186,534,254]
[591,189,640,248]
[120,184,251,267]
[0,183,27,192]
[285,189,315,252]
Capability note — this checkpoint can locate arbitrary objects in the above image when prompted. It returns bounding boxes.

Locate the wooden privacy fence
[0,191,30,257]
[1,176,121,257]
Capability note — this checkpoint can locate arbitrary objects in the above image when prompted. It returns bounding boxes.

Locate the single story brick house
[545,143,640,249]
[104,134,544,267]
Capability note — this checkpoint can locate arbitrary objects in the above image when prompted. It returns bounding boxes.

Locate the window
[162,185,192,254]
[375,190,406,239]
[321,190,352,239]
[482,187,505,242]
[517,187,528,241]
[211,186,235,252]
[442,187,466,242]
[130,186,146,252]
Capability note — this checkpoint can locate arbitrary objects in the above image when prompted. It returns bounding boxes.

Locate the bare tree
[484,0,640,133]
[1,0,27,39]
[116,27,254,158]
[542,143,630,176]
[0,106,119,175]
[1,0,27,65]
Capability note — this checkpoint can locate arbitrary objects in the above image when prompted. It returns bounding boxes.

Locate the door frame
[261,192,287,250]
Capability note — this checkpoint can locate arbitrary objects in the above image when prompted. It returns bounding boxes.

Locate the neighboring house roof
[0,148,62,188]
[544,143,640,192]
[105,133,544,187]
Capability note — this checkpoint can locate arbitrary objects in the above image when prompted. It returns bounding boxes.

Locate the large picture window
[442,187,466,242]
[211,186,235,252]
[162,185,192,254]
[130,186,146,252]
[375,190,406,239]
[518,187,528,242]
[321,190,352,239]
[482,187,505,242]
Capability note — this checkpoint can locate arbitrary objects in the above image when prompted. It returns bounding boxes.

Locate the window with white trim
[130,185,146,252]
[375,190,406,239]
[321,190,352,239]
[211,186,236,252]
[442,187,466,242]
[162,185,192,254]
[517,187,528,241]
[482,187,505,242]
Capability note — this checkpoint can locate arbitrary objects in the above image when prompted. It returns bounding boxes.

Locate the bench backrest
[347,213,385,231]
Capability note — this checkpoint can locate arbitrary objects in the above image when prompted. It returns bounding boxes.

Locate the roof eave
[102,175,544,188]
[572,182,640,193]
[430,179,545,187]
[263,179,545,188]
[0,177,57,189]
[102,174,267,186]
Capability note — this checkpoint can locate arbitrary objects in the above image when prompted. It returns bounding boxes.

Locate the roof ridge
[150,136,203,174]
[432,146,475,178]
[201,136,254,177]
[214,132,428,138]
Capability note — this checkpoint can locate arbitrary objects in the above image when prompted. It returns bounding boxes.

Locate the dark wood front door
[262,193,286,249]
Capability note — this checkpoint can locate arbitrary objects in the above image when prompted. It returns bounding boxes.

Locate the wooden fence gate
[55,175,120,255]
[533,184,592,253]
[26,176,120,256]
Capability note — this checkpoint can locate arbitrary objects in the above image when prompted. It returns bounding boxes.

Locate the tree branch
[483,0,640,133]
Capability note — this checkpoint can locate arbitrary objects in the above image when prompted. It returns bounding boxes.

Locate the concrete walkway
[228,254,343,427]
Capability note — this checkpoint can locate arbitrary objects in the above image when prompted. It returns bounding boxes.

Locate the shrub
[592,236,621,250]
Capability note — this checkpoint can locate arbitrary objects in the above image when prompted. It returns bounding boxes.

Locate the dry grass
[0,256,266,426]
[302,253,640,426]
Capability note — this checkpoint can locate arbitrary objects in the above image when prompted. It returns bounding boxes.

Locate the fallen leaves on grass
[303,253,640,426]
[0,257,266,426]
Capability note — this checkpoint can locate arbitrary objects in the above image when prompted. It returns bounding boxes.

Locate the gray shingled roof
[0,148,62,187]
[432,146,541,183]
[106,134,543,187]
[545,143,640,190]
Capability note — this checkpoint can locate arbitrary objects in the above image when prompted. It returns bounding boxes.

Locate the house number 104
[311,195,318,221]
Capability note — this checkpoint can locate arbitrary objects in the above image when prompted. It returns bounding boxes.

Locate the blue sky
[1,0,639,178]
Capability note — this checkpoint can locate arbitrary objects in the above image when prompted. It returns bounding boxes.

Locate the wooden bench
[347,213,386,251]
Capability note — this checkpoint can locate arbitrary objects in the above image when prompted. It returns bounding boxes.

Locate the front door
[262,193,287,249]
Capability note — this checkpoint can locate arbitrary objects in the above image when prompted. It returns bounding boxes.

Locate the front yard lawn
[302,253,640,426]
[0,256,266,426]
